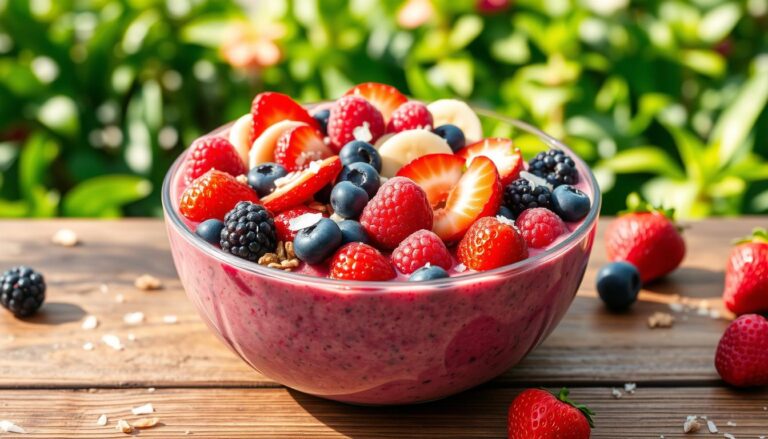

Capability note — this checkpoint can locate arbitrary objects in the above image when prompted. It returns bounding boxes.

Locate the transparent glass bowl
[162,108,601,405]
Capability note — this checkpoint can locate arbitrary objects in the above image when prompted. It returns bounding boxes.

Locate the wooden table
[0,219,766,438]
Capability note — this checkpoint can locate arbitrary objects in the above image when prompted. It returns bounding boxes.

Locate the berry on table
[408,265,449,281]
[312,108,331,135]
[0,266,46,317]
[247,162,288,197]
[327,95,385,150]
[595,262,641,311]
[359,177,433,250]
[432,124,465,152]
[457,216,528,271]
[551,185,591,222]
[503,178,552,217]
[508,388,593,439]
[723,228,768,315]
[330,181,369,219]
[329,243,396,281]
[338,140,382,172]
[220,202,277,262]
[184,136,247,185]
[715,313,768,387]
[336,162,381,199]
[274,125,334,172]
[195,219,225,245]
[180,169,260,222]
[250,92,318,144]
[293,218,343,265]
[273,206,324,242]
[344,82,408,122]
[387,101,433,133]
[516,208,566,249]
[528,149,579,187]
[338,220,370,245]
[391,229,453,274]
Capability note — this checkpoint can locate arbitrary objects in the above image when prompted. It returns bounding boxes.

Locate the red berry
[391,229,452,274]
[387,101,433,133]
[262,156,342,213]
[184,137,247,185]
[250,92,318,144]
[508,388,593,439]
[396,153,465,208]
[274,125,334,172]
[327,95,385,151]
[344,82,408,122]
[329,242,396,281]
[273,206,326,242]
[359,177,433,250]
[456,138,523,186]
[715,314,768,387]
[179,169,260,222]
[457,216,527,271]
[516,208,566,249]
[723,229,768,315]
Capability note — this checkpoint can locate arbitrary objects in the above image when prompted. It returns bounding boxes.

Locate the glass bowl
[162,107,601,405]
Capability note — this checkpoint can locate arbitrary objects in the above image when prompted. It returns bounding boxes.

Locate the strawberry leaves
[556,387,595,428]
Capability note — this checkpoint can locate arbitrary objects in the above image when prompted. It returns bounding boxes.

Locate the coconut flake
[454,263,467,273]
[101,334,124,351]
[520,170,553,190]
[353,122,372,142]
[115,293,125,303]
[707,420,718,433]
[624,382,636,394]
[127,333,137,341]
[131,403,154,415]
[163,315,178,324]
[495,215,516,227]
[683,415,700,433]
[0,420,27,434]
[123,312,145,325]
[288,213,323,231]
[611,388,623,399]
[329,213,345,223]
[726,421,736,427]
[52,228,79,247]
[81,315,99,330]
[308,160,322,174]
[724,434,735,439]
[668,302,684,313]
[96,414,107,426]
[83,342,95,351]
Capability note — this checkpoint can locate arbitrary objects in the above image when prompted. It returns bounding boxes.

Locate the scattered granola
[648,312,675,329]
[257,241,299,271]
[147,387,156,393]
[81,315,99,330]
[0,420,26,434]
[116,419,132,434]
[135,274,162,291]
[82,342,95,351]
[163,315,178,324]
[101,334,124,351]
[726,421,736,427]
[707,420,718,433]
[51,228,79,247]
[132,417,159,429]
[611,388,623,399]
[624,383,637,394]
[724,434,735,439]
[123,311,145,325]
[683,415,701,433]
[131,403,155,415]
[96,414,107,426]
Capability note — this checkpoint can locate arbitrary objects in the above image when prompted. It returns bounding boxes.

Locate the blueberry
[497,205,515,221]
[293,218,342,264]
[247,162,287,197]
[409,265,450,281]
[551,185,591,222]
[314,183,333,204]
[433,124,466,152]
[339,140,382,172]
[195,219,225,245]
[312,109,330,135]
[596,262,641,311]
[336,162,381,198]
[338,220,370,245]
[330,181,369,219]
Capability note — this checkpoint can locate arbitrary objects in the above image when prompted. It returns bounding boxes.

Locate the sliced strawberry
[344,82,408,122]
[433,156,503,243]
[261,156,342,213]
[396,154,465,207]
[274,125,334,172]
[250,92,319,144]
[457,138,523,186]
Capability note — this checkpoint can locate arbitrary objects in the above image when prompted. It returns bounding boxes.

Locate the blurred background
[0,0,766,218]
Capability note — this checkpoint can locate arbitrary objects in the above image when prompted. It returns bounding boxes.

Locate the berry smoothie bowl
[162,83,600,405]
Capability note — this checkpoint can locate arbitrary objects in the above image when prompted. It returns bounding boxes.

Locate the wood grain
[0,219,760,388]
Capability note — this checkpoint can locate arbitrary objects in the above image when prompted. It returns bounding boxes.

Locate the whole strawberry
[391,229,452,274]
[329,242,396,281]
[184,137,247,185]
[715,314,768,387]
[360,177,433,250]
[604,193,685,283]
[723,228,768,315]
[508,388,593,439]
[180,169,260,222]
[327,95,385,151]
[457,216,528,271]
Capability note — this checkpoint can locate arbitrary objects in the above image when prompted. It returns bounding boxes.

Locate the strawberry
[456,138,523,186]
[344,82,408,122]
[516,208,566,249]
[261,156,342,213]
[274,125,334,172]
[715,313,768,387]
[604,193,685,283]
[329,242,396,281]
[359,177,433,250]
[179,169,260,222]
[457,216,528,271]
[184,136,247,185]
[386,101,433,133]
[327,95,386,150]
[723,228,768,315]
[273,206,327,242]
[391,229,453,274]
[508,388,593,439]
[250,92,318,144]
[433,156,503,243]
[396,153,465,207]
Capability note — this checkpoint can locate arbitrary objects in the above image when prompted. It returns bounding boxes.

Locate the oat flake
[0,420,26,434]
[131,403,154,415]
[96,414,107,426]
[81,315,99,330]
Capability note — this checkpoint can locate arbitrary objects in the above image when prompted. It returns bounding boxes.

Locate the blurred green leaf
[599,146,685,179]
[0,199,28,217]
[19,133,58,201]
[680,50,725,77]
[698,3,741,44]
[663,123,706,183]
[448,15,483,51]
[181,17,234,48]
[62,175,152,217]
[37,96,79,137]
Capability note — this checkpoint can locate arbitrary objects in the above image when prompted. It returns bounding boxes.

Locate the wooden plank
[0,387,766,438]
[0,219,761,387]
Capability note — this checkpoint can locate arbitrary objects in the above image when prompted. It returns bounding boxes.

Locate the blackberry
[503,178,552,216]
[1,266,46,317]
[528,149,579,187]
[220,202,277,262]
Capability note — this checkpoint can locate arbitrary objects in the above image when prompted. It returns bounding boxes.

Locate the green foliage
[0,0,766,218]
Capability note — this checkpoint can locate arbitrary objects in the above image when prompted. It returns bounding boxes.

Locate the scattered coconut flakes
[308,159,322,174]
[163,315,178,324]
[495,215,516,227]
[235,174,248,185]
[81,315,99,330]
[707,420,718,433]
[668,302,685,313]
[723,434,735,439]
[624,382,636,394]
[99,283,109,294]
[101,334,124,351]
[115,293,125,303]
[520,170,553,190]
[288,213,323,231]
[96,414,107,426]
[683,415,701,433]
[648,312,675,329]
[116,419,132,434]
[147,387,156,393]
[82,342,95,351]
[128,333,136,341]
[132,417,159,429]
[611,388,623,399]
[131,403,155,415]
[274,171,300,188]
[0,420,26,434]
[726,421,736,427]
[353,121,372,142]
[134,274,162,291]
[123,311,145,325]
[454,263,467,273]
[52,228,79,247]
[329,213,345,223]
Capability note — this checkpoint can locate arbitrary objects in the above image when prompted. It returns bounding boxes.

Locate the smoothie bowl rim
[161,107,602,290]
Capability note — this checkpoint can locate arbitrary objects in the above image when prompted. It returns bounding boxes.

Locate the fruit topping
[329,242,396,281]
[273,206,325,242]
[293,217,343,265]
[327,95,385,150]
[336,162,381,198]
[338,140,382,173]
[220,201,277,262]
[261,156,342,213]
[344,82,408,122]
[249,120,306,169]
[330,181,369,219]
[338,220,370,245]
[516,207,566,249]
[312,108,331,135]
[528,149,579,187]
[503,177,553,217]
[377,129,452,178]
[426,99,483,143]
[387,101,433,133]
[457,138,523,186]
[408,265,450,281]
[551,184,591,222]
[247,162,288,197]
[360,177,433,250]
[391,229,453,274]
[275,125,334,172]
[457,216,528,271]
[250,92,318,144]
[396,153,465,208]
[195,219,225,245]
[180,169,260,222]
[184,136,247,185]
[433,124,466,152]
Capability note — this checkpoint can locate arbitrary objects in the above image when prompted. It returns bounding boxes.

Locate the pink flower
[221,21,284,70]
[397,0,434,29]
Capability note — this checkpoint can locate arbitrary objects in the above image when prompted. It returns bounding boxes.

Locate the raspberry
[387,101,433,133]
[329,243,396,281]
[359,177,433,250]
[220,202,277,261]
[391,229,453,274]
[503,178,552,216]
[0,266,46,317]
[327,95,385,151]
[273,206,325,242]
[715,314,768,387]
[457,216,528,271]
[180,169,260,222]
[184,136,247,185]
[528,149,579,187]
[516,208,566,249]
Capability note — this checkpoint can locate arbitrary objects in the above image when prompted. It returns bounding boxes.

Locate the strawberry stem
[556,387,595,428]
[734,227,768,245]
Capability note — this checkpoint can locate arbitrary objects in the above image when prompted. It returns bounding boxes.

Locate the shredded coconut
[81,315,99,330]
[96,414,107,426]
[454,263,467,273]
[163,315,178,324]
[624,382,636,394]
[611,388,623,399]
[132,403,154,415]
[101,334,124,351]
[123,312,145,325]
[707,420,718,433]
[495,215,516,227]
[288,213,323,231]
[723,434,735,439]
[353,121,372,142]
[0,420,26,434]
[308,160,322,174]
[128,333,136,341]
[82,342,95,351]
[520,170,553,190]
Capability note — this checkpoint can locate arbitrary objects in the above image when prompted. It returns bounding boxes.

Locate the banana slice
[248,120,306,169]
[427,99,483,143]
[373,133,393,149]
[377,129,452,178]
[228,113,253,165]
